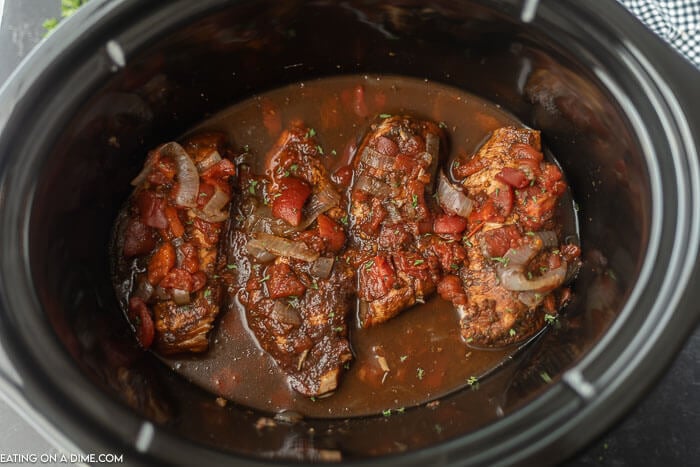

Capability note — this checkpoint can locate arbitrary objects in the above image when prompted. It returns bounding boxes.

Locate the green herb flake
[316,145,324,155]
[261,274,270,282]
[412,194,419,208]
[540,371,552,384]
[439,121,448,129]
[434,424,443,434]
[509,328,517,337]
[396,407,405,413]
[289,163,299,173]
[416,367,425,380]
[526,231,535,237]
[491,256,510,266]
[399,355,408,362]
[310,396,317,402]
[331,149,337,156]
[413,259,425,266]
[306,128,316,138]
[344,362,351,370]
[379,113,392,119]
[328,311,335,318]
[467,376,479,388]
[364,260,374,270]
[544,314,557,324]
[527,271,533,280]
[248,180,258,195]
[333,326,344,333]
[606,269,617,281]
[466,337,474,343]
[199,192,208,197]
[203,289,212,301]
[451,263,460,271]
[340,215,349,226]
[311,281,319,290]
[382,409,392,417]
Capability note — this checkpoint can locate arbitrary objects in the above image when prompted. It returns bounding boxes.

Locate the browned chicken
[441,126,580,346]
[345,116,469,327]
[227,122,353,397]
[112,132,236,355]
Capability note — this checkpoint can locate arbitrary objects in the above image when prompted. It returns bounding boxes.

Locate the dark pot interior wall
[22,0,647,462]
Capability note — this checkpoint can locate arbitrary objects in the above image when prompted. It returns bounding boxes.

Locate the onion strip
[159,142,200,208]
[437,171,473,218]
[246,233,319,262]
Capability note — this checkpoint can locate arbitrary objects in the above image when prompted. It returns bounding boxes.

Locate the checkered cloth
[619,0,700,67]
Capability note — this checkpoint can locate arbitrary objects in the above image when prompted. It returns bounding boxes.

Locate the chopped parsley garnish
[491,256,510,266]
[509,328,517,337]
[306,128,316,138]
[416,367,425,380]
[540,371,552,384]
[310,396,317,402]
[382,409,392,417]
[412,194,419,208]
[316,145,324,155]
[467,376,479,389]
[364,260,374,270]
[413,259,425,266]
[260,274,270,282]
[248,179,258,195]
[396,407,405,413]
[451,263,460,271]
[399,355,408,362]
[544,314,557,324]
[340,215,349,226]
[333,326,344,333]
[434,424,443,434]
[606,269,617,281]
[379,113,392,119]
[466,337,474,343]
[330,149,337,156]
[328,311,335,318]
[527,271,533,280]
[289,163,299,173]
[526,231,535,237]
[439,121,448,129]
[311,281,319,290]
[203,289,212,301]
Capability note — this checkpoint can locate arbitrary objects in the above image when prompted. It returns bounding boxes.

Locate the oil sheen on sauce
[162,74,576,418]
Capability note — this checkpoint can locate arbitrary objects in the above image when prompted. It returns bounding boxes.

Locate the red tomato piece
[137,190,168,229]
[433,214,468,235]
[266,263,306,299]
[317,214,346,252]
[496,167,529,188]
[160,267,194,291]
[128,297,155,349]
[480,225,522,258]
[375,136,399,157]
[147,242,176,286]
[332,165,354,187]
[437,275,467,306]
[511,143,544,162]
[122,217,156,257]
[359,255,396,300]
[164,205,185,238]
[271,177,312,226]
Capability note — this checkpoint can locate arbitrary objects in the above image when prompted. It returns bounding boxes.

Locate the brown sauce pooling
[161,75,578,418]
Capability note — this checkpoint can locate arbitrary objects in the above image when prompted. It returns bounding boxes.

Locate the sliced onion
[159,142,199,208]
[152,286,171,301]
[270,301,302,326]
[354,174,392,198]
[192,208,228,223]
[246,233,319,262]
[201,186,231,217]
[171,288,191,305]
[297,184,341,230]
[437,171,473,218]
[196,150,222,172]
[360,146,396,170]
[503,242,539,268]
[310,257,335,279]
[499,262,567,293]
[245,239,277,263]
[245,205,297,236]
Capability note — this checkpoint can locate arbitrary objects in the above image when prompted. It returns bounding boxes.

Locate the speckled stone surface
[1,1,699,465]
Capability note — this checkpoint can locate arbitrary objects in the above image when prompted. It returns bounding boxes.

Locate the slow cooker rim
[0,0,699,465]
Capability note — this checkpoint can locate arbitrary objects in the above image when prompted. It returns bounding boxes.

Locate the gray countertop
[1,1,699,465]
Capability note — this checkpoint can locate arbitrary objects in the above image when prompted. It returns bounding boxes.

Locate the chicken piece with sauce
[346,116,469,327]
[439,126,580,346]
[112,132,236,355]
[227,122,353,397]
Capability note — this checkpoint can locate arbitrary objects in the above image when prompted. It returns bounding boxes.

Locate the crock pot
[1,0,699,465]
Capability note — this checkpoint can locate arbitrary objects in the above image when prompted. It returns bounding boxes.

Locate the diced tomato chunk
[147,242,176,286]
[481,225,522,258]
[496,167,529,188]
[433,214,468,235]
[160,267,194,291]
[266,263,306,299]
[128,297,154,349]
[358,255,396,301]
[122,217,156,257]
[375,136,399,157]
[332,165,354,187]
[511,143,544,162]
[317,214,346,252]
[164,205,185,238]
[196,183,216,208]
[453,155,484,179]
[271,177,312,226]
[437,275,467,306]
[137,190,168,229]
[201,158,236,181]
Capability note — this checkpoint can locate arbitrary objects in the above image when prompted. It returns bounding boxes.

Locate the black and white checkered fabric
[619,0,700,67]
